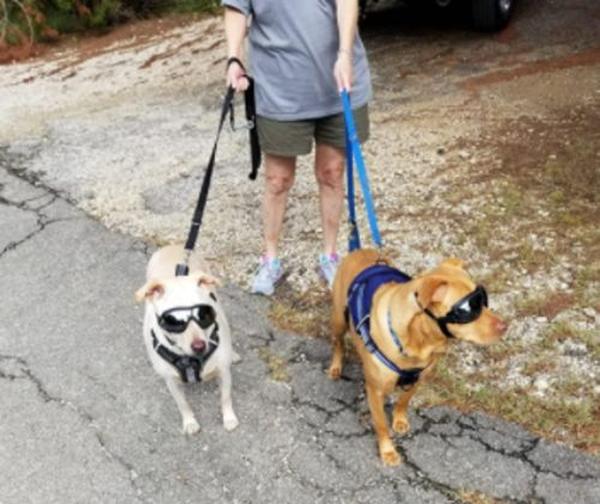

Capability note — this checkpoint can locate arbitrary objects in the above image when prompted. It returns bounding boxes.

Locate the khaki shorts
[256,105,370,157]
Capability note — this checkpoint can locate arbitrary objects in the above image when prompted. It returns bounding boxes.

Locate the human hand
[226,60,249,92]
[334,50,353,92]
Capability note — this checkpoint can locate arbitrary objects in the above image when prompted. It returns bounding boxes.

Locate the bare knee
[265,172,294,196]
[316,157,344,190]
[264,154,295,196]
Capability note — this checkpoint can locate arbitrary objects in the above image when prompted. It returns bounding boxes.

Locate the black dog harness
[151,325,220,383]
[347,263,424,387]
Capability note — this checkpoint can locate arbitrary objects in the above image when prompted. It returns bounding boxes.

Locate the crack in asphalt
[265,334,599,503]
[0,354,149,504]
[263,341,472,500]
[2,147,598,503]
[435,412,597,482]
[0,160,83,260]
[0,146,75,206]
[0,212,63,259]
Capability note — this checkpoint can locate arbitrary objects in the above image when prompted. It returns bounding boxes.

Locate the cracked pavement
[1,158,599,503]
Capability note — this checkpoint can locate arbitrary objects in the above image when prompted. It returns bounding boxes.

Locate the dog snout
[191,339,206,354]
[494,318,508,336]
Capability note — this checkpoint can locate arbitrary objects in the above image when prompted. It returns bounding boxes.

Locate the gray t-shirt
[223,0,372,120]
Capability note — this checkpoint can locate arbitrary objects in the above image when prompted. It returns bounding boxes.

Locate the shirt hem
[257,97,371,122]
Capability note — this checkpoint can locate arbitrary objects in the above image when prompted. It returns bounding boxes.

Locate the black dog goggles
[424,286,488,338]
[442,285,488,325]
[157,304,217,334]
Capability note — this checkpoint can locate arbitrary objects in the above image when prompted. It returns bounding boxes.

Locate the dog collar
[151,325,220,383]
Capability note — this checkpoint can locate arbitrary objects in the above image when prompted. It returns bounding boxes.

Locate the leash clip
[231,119,255,132]
[228,99,255,132]
[175,249,192,276]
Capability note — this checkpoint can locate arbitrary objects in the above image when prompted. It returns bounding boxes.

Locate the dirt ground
[1,0,599,450]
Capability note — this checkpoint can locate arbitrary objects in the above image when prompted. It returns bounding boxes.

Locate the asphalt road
[1,0,600,502]
[1,157,599,503]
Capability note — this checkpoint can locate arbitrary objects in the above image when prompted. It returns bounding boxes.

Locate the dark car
[466,0,514,30]
[361,0,515,32]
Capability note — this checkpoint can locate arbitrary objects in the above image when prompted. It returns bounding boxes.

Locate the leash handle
[245,77,261,180]
[341,90,382,250]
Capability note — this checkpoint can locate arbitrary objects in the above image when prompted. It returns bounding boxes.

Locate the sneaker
[251,256,283,296]
[318,253,340,288]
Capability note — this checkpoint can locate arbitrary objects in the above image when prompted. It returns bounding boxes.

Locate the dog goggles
[157,304,216,334]
[423,285,488,338]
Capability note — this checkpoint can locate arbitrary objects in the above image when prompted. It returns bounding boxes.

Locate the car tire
[472,0,514,31]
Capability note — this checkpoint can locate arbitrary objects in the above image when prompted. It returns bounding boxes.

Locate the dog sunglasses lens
[157,304,216,333]
[193,305,216,329]
[446,286,488,324]
[158,313,189,333]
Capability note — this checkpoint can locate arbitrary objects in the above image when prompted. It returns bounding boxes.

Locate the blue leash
[341,90,382,251]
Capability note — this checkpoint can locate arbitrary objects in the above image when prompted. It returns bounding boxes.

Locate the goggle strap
[418,297,456,339]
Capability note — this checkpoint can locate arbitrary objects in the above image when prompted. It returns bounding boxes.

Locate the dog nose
[191,339,206,353]
[494,319,508,335]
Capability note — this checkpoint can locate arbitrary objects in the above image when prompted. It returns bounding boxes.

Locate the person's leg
[252,115,312,294]
[250,153,295,295]
[314,104,370,266]
[263,153,296,258]
[314,143,345,256]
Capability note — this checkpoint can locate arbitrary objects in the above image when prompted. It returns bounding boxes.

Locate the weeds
[258,348,290,382]
[0,0,220,48]
[269,289,330,339]
[457,489,506,504]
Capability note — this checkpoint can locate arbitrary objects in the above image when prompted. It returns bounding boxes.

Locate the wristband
[227,57,246,72]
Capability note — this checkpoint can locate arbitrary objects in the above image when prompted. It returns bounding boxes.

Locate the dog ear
[440,258,465,269]
[134,279,164,303]
[415,276,448,308]
[192,271,221,288]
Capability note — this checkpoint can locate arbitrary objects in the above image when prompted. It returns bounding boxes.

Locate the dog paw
[392,416,410,435]
[328,365,342,380]
[380,447,402,467]
[223,413,239,431]
[232,351,242,364]
[182,418,200,435]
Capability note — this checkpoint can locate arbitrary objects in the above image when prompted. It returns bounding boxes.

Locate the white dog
[135,244,239,434]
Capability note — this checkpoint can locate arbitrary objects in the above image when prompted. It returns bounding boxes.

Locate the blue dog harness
[347,263,423,387]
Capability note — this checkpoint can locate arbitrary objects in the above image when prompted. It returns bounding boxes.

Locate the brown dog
[328,249,507,466]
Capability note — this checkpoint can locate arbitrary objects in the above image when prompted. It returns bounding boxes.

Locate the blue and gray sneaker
[251,256,283,296]
[318,253,340,288]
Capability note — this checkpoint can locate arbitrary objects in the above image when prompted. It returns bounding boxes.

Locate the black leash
[176,70,261,277]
